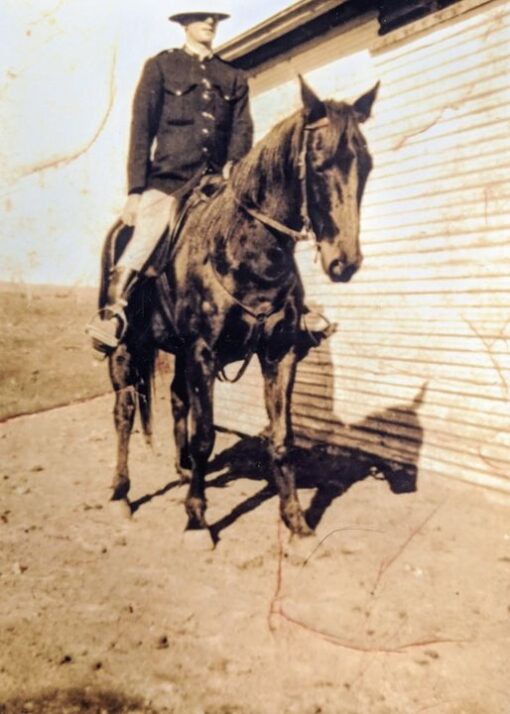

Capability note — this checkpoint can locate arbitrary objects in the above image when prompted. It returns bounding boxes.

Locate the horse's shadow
[205,409,422,542]
[130,316,426,542]
[204,305,426,540]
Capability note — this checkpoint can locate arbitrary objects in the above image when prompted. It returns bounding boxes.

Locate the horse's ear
[298,74,326,124]
[353,81,380,122]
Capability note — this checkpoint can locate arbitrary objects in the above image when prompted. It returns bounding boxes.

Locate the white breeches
[117,189,179,272]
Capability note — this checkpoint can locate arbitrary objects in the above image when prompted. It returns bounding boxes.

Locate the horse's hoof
[284,531,318,565]
[297,521,315,538]
[182,528,214,551]
[108,497,132,521]
[111,479,130,501]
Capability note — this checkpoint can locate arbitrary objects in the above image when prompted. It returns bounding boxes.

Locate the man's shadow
[131,310,427,542]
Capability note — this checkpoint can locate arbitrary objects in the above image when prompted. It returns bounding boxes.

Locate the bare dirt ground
[1,389,510,714]
[1,285,510,713]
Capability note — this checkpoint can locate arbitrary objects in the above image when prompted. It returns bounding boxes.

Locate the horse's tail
[136,346,157,445]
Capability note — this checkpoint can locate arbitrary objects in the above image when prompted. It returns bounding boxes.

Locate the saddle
[110,173,225,277]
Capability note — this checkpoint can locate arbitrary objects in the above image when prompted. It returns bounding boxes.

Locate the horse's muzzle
[328,257,362,283]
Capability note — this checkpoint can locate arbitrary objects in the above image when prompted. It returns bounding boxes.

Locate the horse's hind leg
[260,350,312,536]
[109,344,137,501]
[184,340,216,533]
[170,350,191,482]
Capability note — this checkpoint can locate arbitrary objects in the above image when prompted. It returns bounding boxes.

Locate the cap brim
[169,12,230,24]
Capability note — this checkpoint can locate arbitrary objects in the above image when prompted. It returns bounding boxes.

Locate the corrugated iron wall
[214,0,510,492]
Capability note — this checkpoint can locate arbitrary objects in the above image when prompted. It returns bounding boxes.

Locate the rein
[155,116,331,384]
[210,259,297,383]
[235,202,311,244]
[233,115,330,245]
[212,116,330,383]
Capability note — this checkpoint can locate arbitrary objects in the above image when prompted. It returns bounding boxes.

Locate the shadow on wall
[207,307,427,539]
[296,306,428,486]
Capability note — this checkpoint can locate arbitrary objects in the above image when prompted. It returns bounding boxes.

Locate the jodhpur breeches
[117,189,179,272]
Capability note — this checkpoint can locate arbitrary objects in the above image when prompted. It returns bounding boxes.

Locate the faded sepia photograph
[1,1,509,712]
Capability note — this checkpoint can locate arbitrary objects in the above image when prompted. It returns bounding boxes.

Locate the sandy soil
[1,385,510,713]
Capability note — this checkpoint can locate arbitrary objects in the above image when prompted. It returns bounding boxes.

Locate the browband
[304,117,330,131]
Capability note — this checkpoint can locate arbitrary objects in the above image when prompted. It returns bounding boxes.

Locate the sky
[0,0,300,285]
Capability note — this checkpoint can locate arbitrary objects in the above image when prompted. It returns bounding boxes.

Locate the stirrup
[301,310,335,334]
[85,307,128,353]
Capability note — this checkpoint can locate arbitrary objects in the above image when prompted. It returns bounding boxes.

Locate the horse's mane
[193,110,307,245]
[230,109,306,207]
[199,99,355,244]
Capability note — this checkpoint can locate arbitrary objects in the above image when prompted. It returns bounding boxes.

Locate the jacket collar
[183,43,214,62]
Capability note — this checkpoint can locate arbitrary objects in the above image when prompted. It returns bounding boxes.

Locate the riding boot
[85,266,139,354]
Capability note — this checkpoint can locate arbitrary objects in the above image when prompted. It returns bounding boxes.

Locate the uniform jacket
[127,48,254,195]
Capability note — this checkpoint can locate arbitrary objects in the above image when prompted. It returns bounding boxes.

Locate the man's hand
[121,194,141,226]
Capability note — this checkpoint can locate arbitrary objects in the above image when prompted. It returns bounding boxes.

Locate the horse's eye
[338,150,355,175]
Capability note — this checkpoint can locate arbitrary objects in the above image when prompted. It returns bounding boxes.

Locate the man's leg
[86,190,178,352]
[118,190,178,272]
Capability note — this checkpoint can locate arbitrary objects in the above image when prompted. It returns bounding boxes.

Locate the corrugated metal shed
[214,0,510,492]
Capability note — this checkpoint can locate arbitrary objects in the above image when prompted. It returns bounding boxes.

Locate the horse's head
[299,76,379,283]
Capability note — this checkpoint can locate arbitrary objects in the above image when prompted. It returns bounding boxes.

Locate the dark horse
[100,77,378,542]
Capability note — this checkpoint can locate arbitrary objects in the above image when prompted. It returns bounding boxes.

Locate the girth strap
[217,315,266,384]
[210,260,297,384]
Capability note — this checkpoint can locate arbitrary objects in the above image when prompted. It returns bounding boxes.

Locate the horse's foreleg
[108,345,137,501]
[260,350,312,536]
[184,341,216,531]
[170,351,191,482]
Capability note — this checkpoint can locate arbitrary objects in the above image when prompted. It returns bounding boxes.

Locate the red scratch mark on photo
[268,502,468,654]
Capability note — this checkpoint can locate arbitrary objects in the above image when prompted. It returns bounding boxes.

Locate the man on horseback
[86,6,254,353]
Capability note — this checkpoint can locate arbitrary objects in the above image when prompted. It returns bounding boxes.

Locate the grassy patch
[0,283,111,420]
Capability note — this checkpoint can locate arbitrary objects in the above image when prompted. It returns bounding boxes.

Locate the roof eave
[217,0,352,66]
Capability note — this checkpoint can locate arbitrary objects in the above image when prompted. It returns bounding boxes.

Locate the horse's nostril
[328,259,361,283]
[328,260,345,281]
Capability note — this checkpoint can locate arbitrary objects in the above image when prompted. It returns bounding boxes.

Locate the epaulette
[154,48,178,58]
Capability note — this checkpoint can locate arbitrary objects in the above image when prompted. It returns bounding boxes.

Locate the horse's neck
[257,177,303,231]
[238,117,305,230]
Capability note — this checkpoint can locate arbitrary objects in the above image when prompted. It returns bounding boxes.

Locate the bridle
[211,114,332,383]
[234,115,331,245]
